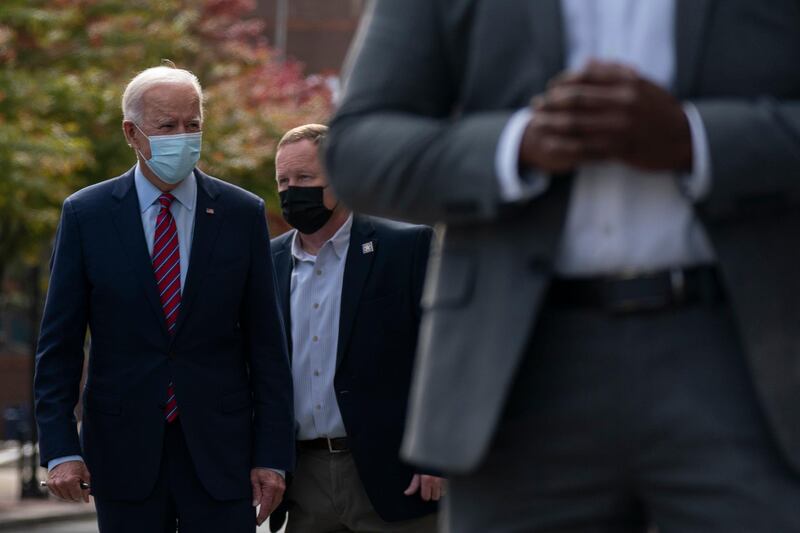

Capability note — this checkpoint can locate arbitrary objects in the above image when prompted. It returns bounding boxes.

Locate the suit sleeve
[34,199,89,466]
[407,225,443,477]
[411,226,433,321]
[326,0,514,225]
[691,99,800,217]
[242,199,295,472]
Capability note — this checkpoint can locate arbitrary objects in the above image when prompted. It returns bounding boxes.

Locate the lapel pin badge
[206,208,215,215]
[362,241,374,255]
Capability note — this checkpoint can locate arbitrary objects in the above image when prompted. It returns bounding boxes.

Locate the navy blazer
[34,167,294,501]
[270,215,436,524]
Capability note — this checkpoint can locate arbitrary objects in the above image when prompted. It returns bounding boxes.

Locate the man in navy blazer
[268,124,440,532]
[34,65,294,532]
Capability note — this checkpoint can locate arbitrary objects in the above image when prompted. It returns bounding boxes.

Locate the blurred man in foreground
[269,124,441,532]
[35,65,294,532]
[326,1,800,531]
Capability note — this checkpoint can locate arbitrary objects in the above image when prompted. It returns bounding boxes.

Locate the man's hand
[46,461,91,503]
[519,107,595,174]
[523,60,692,173]
[251,468,285,526]
[403,474,446,502]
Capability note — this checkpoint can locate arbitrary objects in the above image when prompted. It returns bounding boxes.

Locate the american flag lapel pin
[206,208,215,215]
[362,241,374,254]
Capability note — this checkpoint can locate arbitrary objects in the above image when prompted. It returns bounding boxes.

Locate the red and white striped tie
[152,193,180,423]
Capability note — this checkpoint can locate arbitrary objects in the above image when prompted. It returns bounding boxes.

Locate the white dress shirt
[290,215,353,441]
[496,0,715,276]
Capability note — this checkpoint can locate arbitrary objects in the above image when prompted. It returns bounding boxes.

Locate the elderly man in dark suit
[325,1,800,531]
[35,65,294,532]
[269,124,441,533]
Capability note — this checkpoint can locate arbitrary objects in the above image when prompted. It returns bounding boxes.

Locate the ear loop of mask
[130,123,149,162]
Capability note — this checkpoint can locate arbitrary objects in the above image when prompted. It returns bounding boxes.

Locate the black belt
[546,266,725,313]
[297,437,349,453]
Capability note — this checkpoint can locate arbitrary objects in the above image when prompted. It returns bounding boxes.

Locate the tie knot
[158,193,175,209]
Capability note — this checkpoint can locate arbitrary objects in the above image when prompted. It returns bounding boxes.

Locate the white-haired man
[34,65,295,532]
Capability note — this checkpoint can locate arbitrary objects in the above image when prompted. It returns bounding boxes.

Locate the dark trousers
[446,300,800,532]
[95,421,254,533]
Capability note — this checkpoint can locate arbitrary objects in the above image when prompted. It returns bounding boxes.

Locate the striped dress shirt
[290,214,353,441]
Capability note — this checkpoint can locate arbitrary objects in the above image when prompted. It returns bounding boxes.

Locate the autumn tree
[0,0,332,284]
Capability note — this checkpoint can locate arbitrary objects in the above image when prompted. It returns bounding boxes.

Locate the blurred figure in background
[326,1,800,531]
[35,65,294,532]
[269,124,441,533]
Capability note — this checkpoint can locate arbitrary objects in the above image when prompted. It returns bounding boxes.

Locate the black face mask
[279,186,335,234]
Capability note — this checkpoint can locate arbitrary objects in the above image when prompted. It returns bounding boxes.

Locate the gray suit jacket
[326,0,800,473]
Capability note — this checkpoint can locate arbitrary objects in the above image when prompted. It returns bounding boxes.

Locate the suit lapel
[110,169,170,340]
[336,216,377,370]
[528,0,565,82]
[171,170,223,342]
[273,235,294,358]
[675,0,716,97]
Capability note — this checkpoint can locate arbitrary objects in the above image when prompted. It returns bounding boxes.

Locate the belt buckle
[606,269,682,313]
[327,438,346,454]
[605,271,652,313]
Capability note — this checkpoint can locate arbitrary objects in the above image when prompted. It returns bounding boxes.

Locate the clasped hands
[520,60,693,174]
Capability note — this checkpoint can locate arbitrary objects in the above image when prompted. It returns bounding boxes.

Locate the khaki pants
[286,448,438,533]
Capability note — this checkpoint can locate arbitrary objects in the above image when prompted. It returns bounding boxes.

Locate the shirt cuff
[495,108,550,202]
[48,455,84,471]
[681,102,712,200]
[260,467,285,479]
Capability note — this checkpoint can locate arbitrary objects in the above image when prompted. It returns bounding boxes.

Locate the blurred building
[256,0,367,73]
[0,299,32,439]
[257,0,366,236]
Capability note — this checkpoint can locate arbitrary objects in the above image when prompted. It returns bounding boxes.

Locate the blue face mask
[135,124,202,185]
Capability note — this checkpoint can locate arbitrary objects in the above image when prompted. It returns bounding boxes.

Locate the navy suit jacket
[270,215,436,524]
[34,167,294,501]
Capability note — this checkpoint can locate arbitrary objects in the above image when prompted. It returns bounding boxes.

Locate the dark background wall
[256,0,367,72]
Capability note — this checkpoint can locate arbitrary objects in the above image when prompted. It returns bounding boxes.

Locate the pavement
[0,460,95,532]
[1,519,100,533]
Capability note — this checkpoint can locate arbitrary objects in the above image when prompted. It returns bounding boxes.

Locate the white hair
[121,66,204,124]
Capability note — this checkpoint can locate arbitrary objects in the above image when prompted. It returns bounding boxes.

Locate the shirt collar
[291,214,354,263]
[134,163,197,213]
